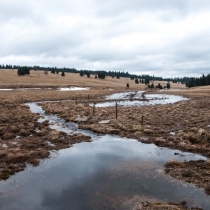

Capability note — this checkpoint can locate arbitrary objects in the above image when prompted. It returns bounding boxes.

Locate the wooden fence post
[116,102,118,119]
[141,116,144,125]
[93,103,95,115]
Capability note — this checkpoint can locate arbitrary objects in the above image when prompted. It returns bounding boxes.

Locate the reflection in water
[0,136,209,210]
[97,92,188,107]
[0,101,209,210]
[105,92,140,100]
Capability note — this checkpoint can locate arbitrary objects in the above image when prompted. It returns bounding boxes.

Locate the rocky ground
[0,104,91,180]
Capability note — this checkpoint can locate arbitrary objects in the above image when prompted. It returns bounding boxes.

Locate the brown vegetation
[40,93,210,157]
[139,202,202,210]
[0,69,184,104]
[165,160,210,195]
[0,104,91,180]
[1,69,210,206]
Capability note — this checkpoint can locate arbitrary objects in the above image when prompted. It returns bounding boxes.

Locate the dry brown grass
[41,95,210,157]
[0,104,91,180]
[165,160,210,195]
[165,160,183,167]
[0,69,145,89]
[140,202,202,210]
[0,69,189,104]
[0,69,187,89]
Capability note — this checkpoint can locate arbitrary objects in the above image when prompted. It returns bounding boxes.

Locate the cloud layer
[1,0,210,77]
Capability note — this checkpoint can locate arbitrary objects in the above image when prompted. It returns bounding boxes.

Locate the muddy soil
[0,104,91,180]
[165,160,210,195]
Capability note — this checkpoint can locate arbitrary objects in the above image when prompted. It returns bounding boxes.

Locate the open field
[0,69,210,209]
[0,69,186,89]
[0,69,144,89]
[0,69,186,104]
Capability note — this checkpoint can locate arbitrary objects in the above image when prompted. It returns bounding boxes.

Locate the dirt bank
[140,202,202,210]
[0,104,91,180]
[165,160,210,195]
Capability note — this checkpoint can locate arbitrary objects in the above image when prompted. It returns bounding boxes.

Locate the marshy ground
[0,69,210,209]
[0,104,91,180]
[39,90,210,203]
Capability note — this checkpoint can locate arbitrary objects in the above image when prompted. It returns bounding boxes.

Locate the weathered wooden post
[93,103,95,115]
[141,116,144,125]
[116,102,118,119]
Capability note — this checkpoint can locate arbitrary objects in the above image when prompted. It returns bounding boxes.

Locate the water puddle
[0,101,209,210]
[0,88,44,91]
[96,92,188,107]
[0,87,89,91]
[58,87,90,91]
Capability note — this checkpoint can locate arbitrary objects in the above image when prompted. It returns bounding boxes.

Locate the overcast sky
[0,0,210,78]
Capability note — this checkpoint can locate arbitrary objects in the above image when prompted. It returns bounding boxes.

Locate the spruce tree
[17,68,23,76]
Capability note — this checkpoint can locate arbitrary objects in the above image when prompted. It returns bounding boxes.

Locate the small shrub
[182,170,193,177]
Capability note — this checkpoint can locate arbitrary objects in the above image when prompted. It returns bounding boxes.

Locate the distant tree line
[186,74,210,88]
[1,64,209,86]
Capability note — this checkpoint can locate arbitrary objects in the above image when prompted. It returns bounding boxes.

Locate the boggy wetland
[0,70,210,210]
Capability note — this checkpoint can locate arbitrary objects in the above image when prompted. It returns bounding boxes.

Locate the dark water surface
[0,100,210,210]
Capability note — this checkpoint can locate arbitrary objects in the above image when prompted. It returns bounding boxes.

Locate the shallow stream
[0,94,210,210]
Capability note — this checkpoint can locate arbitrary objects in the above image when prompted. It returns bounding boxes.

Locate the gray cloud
[0,0,210,77]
